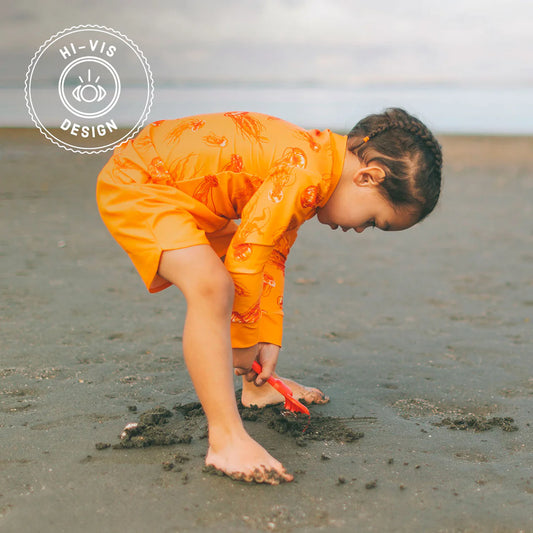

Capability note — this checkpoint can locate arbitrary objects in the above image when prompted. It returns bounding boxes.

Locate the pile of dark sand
[96,401,519,453]
[97,397,364,451]
[239,403,364,445]
[434,415,518,432]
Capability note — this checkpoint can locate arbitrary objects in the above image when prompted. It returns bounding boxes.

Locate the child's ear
[354,166,386,187]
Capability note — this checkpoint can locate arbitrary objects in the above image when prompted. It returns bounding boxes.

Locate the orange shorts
[96,157,236,293]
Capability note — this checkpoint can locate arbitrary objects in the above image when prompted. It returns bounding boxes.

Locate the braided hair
[347,108,442,221]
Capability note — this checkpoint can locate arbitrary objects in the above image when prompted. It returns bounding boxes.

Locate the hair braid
[354,115,442,169]
[394,116,443,169]
[348,108,442,220]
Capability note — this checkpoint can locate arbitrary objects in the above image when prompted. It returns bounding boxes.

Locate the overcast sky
[1,0,532,88]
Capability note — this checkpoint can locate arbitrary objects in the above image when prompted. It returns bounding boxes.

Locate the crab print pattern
[165,119,205,144]
[166,153,198,184]
[232,243,253,262]
[233,279,250,297]
[224,111,268,144]
[300,185,323,209]
[231,302,261,324]
[233,207,271,246]
[294,129,321,152]
[267,147,307,203]
[232,175,264,213]
[148,157,173,184]
[113,154,144,173]
[222,154,244,172]
[203,133,228,147]
[267,249,287,274]
[262,272,276,297]
[192,175,219,210]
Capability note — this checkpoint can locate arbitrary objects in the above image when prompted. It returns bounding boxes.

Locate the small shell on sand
[120,422,139,440]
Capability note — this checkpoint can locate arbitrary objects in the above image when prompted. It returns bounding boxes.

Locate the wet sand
[1,129,532,532]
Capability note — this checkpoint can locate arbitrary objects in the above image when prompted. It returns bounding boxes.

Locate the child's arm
[225,168,324,351]
[226,244,275,348]
[230,234,294,384]
[257,230,297,347]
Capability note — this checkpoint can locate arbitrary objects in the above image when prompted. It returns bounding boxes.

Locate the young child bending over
[96,108,442,484]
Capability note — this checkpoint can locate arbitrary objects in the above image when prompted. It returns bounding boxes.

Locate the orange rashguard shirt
[96,112,347,348]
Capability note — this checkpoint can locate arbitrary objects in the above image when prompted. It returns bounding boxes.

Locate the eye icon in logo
[72,69,107,103]
[58,56,121,119]
[26,24,154,154]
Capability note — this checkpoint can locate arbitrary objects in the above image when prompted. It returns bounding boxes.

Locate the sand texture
[1,130,532,532]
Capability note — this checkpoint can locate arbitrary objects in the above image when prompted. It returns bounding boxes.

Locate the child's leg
[241,375,329,408]
[158,246,292,484]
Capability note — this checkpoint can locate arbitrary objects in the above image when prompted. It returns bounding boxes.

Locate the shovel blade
[284,396,310,416]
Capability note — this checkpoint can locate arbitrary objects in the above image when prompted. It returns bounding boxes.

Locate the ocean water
[6,84,533,134]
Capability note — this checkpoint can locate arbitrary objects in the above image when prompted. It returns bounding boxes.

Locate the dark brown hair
[347,108,442,221]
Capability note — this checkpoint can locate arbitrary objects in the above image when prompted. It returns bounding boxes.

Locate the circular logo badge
[25,25,154,154]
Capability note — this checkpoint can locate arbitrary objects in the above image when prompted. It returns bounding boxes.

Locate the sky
[1,0,532,88]
[1,0,532,131]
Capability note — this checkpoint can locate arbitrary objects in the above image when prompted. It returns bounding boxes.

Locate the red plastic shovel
[251,361,310,416]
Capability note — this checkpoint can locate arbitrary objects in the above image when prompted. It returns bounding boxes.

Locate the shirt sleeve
[225,167,321,348]
[257,229,297,346]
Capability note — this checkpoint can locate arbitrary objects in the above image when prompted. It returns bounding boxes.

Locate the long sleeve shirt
[96,112,347,348]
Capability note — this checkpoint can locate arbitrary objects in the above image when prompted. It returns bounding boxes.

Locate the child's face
[317,165,419,233]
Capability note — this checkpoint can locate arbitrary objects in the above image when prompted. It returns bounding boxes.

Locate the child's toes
[303,387,329,404]
[316,391,330,404]
[280,469,294,483]
[271,467,294,484]
[263,471,281,485]
[253,467,266,483]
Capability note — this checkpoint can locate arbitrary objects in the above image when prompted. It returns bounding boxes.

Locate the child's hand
[233,343,280,386]
[233,345,259,379]
[253,342,280,386]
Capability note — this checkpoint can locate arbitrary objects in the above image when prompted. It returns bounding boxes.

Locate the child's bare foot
[205,432,293,485]
[241,375,329,408]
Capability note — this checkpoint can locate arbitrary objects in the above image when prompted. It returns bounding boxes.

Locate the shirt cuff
[230,322,259,348]
[257,311,283,347]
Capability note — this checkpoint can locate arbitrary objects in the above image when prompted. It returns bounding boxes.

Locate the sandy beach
[1,129,531,532]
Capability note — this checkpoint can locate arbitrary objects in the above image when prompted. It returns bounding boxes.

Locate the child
[96,108,442,484]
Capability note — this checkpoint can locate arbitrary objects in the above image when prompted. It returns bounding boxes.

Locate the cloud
[1,0,532,87]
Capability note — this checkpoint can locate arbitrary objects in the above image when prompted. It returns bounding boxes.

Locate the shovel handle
[251,361,310,416]
[251,361,294,397]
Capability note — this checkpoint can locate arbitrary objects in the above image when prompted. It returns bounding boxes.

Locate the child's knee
[195,267,234,309]
[159,247,234,311]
